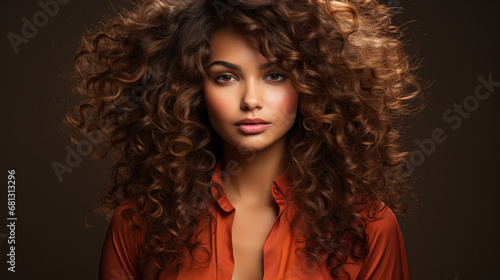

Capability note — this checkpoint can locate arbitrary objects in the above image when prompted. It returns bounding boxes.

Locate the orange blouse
[99,162,411,279]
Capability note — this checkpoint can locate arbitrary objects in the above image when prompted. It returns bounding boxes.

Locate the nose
[240,78,263,111]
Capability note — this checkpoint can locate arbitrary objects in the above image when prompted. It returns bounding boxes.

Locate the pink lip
[237,124,270,134]
[235,118,270,134]
[235,118,269,125]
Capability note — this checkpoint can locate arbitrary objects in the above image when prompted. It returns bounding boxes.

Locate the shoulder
[108,200,147,235]
[363,203,402,240]
[99,200,147,279]
[356,202,411,279]
[107,199,148,246]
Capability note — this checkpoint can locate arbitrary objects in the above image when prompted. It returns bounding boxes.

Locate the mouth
[235,118,270,134]
[236,123,270,134]
[235,118,270,125]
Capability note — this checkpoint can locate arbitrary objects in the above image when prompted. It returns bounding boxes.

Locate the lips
[235,118,270,125]
[235,118,270,134]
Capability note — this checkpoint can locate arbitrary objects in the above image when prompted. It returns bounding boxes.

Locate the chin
[233,143,266,152]
[229,139,270,152]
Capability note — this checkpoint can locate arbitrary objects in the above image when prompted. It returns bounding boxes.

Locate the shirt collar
[210,160,291,213]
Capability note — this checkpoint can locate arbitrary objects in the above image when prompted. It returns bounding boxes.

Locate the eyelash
[214,73,287,84]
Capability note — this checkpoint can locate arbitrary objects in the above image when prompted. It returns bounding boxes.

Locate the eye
[215,74,237,83]
[265,73,286,82]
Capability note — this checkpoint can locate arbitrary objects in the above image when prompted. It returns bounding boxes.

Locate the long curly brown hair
[66,0,422,278]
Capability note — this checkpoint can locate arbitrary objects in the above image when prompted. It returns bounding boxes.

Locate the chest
[170,201,341,280]
[230,204,278,280]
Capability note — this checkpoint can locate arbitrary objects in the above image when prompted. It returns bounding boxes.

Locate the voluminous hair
[67,0,422,278]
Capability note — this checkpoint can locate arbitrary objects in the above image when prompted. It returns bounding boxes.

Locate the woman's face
[203,30,299,152]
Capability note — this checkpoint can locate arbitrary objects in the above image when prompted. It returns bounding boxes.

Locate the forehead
[208,30,266,63]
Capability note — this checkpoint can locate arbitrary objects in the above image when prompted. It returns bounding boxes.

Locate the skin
[203,30,299,280]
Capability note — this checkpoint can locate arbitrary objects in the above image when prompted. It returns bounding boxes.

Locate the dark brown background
[1,0,499,279]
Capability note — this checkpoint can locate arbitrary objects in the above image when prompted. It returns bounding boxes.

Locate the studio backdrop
[0,0,499,279]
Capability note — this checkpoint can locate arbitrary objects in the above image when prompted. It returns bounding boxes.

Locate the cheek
[283,90,299,113]
[204,89,232,125]
[268,87,299,117]
[205,95,227,114]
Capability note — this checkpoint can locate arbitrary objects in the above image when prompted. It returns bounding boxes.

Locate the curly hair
[66,0,422,278]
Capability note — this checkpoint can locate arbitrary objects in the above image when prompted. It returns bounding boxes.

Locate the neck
[220,138,286,206]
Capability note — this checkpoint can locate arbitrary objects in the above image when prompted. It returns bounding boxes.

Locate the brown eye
[215,74,237,83]
[266,73,285,82]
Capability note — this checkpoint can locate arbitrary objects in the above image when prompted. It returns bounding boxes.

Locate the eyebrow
[207,61,275,71]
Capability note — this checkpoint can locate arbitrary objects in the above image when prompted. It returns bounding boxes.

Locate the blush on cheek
[204,90,233,126]
[204,88,227,112]
[269,88,299,114]
[284,90,299,113]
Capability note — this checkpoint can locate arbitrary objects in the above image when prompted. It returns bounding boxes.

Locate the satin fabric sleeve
[356,206,411,280]
[99,203,143,280]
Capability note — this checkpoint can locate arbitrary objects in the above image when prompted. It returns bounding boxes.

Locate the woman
[67,0,422,279]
